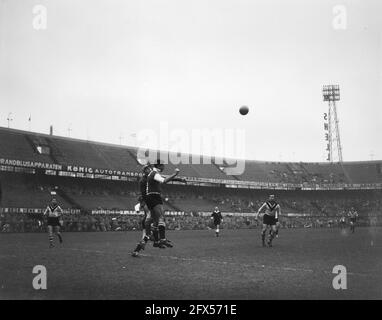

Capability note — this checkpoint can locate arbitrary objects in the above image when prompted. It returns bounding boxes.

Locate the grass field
[0,227,381,300]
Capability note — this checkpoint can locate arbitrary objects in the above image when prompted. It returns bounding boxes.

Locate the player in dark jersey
[132,164,154,257]
[145,159,186,249]
[255,195,281,247]
[211,207,223,237]
[348,207,358,233]
[44,198,63,248]
[138,164,153,240]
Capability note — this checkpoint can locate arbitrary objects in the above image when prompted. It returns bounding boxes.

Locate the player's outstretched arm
[162,168,180,184]
[172,177,187,183]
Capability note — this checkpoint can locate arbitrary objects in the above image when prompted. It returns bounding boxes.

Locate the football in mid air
[239,105,249,115]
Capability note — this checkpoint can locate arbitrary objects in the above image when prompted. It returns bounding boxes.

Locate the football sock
[152,227,159,242]
[144,220,152,238]
[48,229,53,245]
[158,225,166,240]
[133,242,141,252]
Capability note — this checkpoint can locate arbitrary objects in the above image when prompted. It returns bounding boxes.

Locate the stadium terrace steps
[237,161,276,182]
[55,187,85,211]
[342,162,382,183]
[46,137,109,168]
[90,144,142,171]
[126,149,142,166]
[0,172,71,208]
[212,161,241,180]
[0,127,382,184]
[0,130,53,163]
[68,194,137,211]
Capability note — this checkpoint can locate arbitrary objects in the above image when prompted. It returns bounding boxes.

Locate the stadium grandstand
[1,126,381,232]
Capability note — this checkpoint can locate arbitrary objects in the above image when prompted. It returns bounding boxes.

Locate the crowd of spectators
[1,173,381,233]
[1,210,381,233]
[165,187,382,218]
[268,164,346,185]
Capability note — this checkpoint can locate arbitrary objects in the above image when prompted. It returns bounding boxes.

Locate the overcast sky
[0,0,381,162]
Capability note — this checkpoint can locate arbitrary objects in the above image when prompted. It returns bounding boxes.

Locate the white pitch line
[15,244,377,278]
[0,254,17,259]
[139,253,376,278]
[139,252,316,273]
[63,247,105,254]
[60,247,377,277]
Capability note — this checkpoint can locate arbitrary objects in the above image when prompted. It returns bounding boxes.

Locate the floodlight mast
[323,85,343,163]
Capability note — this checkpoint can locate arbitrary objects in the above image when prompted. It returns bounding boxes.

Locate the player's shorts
[263,214,276,226]
[140,196,147,207]
[145,194,163,210]
[47,217,60,227]
[214,220,221,226]
[350,218,356,223]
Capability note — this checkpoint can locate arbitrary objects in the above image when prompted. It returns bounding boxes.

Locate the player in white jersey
[44,198,63,248]
[255,195,281,247]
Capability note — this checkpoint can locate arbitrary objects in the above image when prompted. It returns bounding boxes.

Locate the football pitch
[0,227,381,300]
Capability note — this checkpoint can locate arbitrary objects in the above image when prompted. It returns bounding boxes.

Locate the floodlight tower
[322,85,343,163]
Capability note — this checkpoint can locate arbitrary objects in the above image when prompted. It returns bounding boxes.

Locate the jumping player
[145,159,186,249]
[44,198,63,248]
[348,207,358,233]
[211,207,223,237]
[255,195,281,247]
[132,165,153,257]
